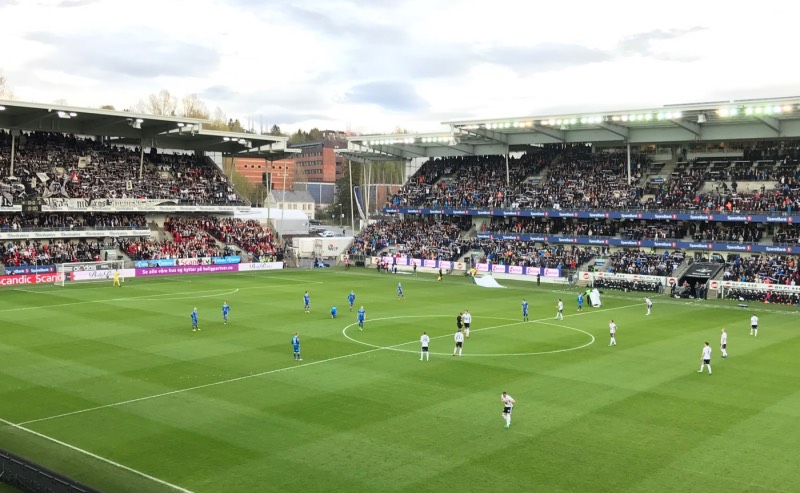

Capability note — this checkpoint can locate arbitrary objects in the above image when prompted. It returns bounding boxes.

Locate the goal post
[55,260,126,286]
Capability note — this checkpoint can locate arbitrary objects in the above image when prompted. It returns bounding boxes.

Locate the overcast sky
[2,0,799,134]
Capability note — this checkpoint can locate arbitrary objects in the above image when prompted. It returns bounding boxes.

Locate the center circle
[342,315,595,356]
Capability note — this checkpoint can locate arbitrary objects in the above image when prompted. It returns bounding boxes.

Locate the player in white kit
[750,314,758,337]
[501,391,515,429]
[645,297,653,316]
[453,329,464,356]
[720,329,728,358]
[608,320,617,346]
[462,310,472,338]
[420,332,430,361]
[555,299,564,320]
[698,342,712,374]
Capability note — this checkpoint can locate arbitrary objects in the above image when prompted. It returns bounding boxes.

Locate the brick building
[231,139,347,191]
[232,157,295,191]
[291,140,347,184]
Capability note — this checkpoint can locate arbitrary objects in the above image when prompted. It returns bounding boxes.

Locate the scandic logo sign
[0,273,62,286]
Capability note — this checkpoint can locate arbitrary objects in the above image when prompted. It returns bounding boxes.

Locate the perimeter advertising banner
[472,233,800,255]
[3,265,56,275]
[0,273,62,286]
[135,265,239,276]
[384,207,800,225]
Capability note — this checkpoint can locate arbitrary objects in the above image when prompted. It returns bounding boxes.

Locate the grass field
[1,268,798,493]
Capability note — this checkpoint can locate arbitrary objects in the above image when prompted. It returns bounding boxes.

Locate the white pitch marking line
[16,346,384,426]
[0,416,194,493]
[15,302,637,427]
[341,315,597,356]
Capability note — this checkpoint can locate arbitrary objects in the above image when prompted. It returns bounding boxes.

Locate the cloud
[344,81,428,112]
[619,27,706,60]
[24,29,220,78]
[481,44,614,73]
[55,0,98,6]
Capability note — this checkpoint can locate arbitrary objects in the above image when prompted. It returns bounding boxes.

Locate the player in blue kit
[348,291,356,311]
[304,291,310,313]
[292,332,301,361]
[577,293,584,312]
[191,308,199,332]
[222,301,230,324]
[397,282,404,299]
[521,299,529,322]
[331,306,337,318]
[357,306,366,330]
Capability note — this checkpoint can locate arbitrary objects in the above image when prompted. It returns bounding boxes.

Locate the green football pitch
[1,269,798,493]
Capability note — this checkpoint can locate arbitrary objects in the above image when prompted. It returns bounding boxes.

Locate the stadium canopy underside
[0,100,296,159]
[344,96,800,161]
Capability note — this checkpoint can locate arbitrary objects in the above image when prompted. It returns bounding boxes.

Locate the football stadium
[2,95,799,492]
[2,10,800,493]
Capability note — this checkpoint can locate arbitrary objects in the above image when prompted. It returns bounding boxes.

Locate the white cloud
[1,0,800,133]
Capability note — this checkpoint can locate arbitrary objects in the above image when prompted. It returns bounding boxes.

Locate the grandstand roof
[343,96,800,161]
[0,99,296,158]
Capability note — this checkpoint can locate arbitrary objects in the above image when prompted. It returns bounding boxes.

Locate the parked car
[320,230,335,237]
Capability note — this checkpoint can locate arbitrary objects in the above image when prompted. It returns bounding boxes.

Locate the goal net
[55,260,126,286]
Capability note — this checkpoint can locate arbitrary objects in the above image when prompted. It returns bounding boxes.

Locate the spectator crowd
[0,130,244,206]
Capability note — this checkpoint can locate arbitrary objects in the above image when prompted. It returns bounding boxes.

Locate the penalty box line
[18,302,639,428]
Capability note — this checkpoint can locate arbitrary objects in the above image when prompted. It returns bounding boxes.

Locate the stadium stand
[0,212,146,230]
[0,130,244,205]
[1,239,104,265]
[351,218,471,260]
[607,250,683,276]
[722,254,799,285]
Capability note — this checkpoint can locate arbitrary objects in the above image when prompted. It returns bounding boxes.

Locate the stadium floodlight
[773,105,783,113]
[0,105,6,111]
[764,106,773,115]
[644,113,653,121]
[754,107,763,114]
[719,108,730,117]
[745,107,754,115]
[657,112,665,120]
[223,137,231,141]
[621,115,629,122]
[612,115,621,122]
[569,118,577,125]
[783,105,793,113]
[548,119,556,126]
[672,111,682,119]
[177,122,185,127]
